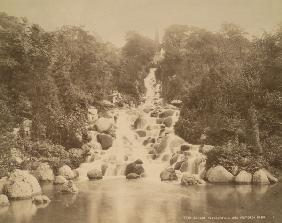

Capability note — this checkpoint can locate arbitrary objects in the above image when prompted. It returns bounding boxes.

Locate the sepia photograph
[0,0,281,222]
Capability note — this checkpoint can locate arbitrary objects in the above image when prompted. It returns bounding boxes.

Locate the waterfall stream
[77,68,205,181]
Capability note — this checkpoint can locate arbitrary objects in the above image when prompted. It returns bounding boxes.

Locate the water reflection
[0,179,280,223]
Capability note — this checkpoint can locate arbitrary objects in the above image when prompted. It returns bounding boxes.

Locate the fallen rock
[253,169,270,185]
[5,169,42,199]
[58,165,75,180]
[87,169,103,180]
[125,161,145,176]
[97,133,113,150]
[136,129,146,137]
[163,117,173,127]
[95,118,113,133]
[32,195,50,205]
[235,170,252,184]
[180,144,191,152]
[53,175,67,185]
[160,168,178,181]
[181,173,205,186]
[61,180,78,193]
[126,173,140,179]
[34,163,54,181]
[0,194,9,206]
[206,166,234,183]
[159,110,174,118]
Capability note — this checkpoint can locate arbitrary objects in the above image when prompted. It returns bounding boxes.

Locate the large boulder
[58,165,75,180]
[160,168,178,181]
[159,110,174,118]
[61,180,78,193]
[33,163,54,181]
[181,173,205,186]
[157,135,185,154]
[261,168,278,184]
[95,118,113,133]
[163,117,173,127]
[125,161,145,176]
[87,169,103,180]
[126,173,140,179]
[133,116,147,129]
[253,169,270,185]
[206,166,234,183]
[0,194,9,206]
[97,133,113,150]
[5,169,42,199]
[53,176,67,185]
[235,170,252,184]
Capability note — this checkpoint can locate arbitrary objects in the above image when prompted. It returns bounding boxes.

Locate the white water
[77,68,205,181]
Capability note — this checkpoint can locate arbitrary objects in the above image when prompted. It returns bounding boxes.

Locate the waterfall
[77,68,205,180]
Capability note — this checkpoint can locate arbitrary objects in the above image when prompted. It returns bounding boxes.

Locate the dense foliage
[115,31,156,101]
[157,24,282,170]
[0,12,156,174]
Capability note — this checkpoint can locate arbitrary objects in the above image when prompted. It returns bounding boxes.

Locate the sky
[1,0,282,46]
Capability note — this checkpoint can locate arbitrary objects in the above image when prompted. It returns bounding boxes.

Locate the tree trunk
[247,105,263,154]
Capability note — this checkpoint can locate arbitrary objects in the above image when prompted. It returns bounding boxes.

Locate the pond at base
[0,179,281,223]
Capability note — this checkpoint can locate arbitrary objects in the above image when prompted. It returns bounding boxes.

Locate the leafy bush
[206,143,268,174]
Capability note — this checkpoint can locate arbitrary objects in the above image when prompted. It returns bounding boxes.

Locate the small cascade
[78,67,206,181]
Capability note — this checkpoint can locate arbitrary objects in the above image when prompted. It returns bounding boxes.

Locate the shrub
[206,142,268,174]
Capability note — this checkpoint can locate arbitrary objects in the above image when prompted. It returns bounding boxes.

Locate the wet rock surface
[206,166,234,183]
[87,169,103,180]
[160,168,178,181]
[58,165,75,180]
[5,169,42,199]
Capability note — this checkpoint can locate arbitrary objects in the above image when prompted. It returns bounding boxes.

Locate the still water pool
[0,178,281,223]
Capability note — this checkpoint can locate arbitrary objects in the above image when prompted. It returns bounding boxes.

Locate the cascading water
[77,67,206,181]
